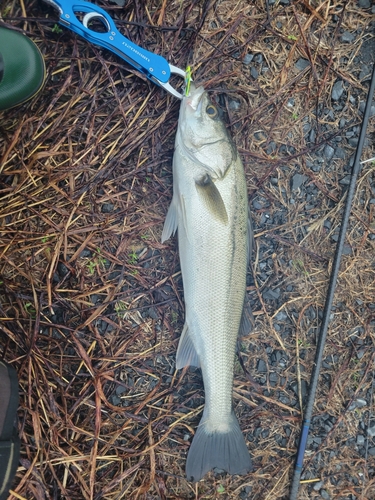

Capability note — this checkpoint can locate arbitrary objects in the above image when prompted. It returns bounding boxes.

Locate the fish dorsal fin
[241,206,255,336]
[195,174,228,224]
[238,299,254,337]
[239,296,254,337]
[176,323,200,369]
[247,207,254,266]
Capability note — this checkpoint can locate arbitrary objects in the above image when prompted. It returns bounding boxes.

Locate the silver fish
[162,83,252,482]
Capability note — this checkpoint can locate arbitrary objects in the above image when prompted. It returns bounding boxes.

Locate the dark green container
[0,27,46,110]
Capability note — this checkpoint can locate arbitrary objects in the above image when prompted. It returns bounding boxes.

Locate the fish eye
[206,104,218,118]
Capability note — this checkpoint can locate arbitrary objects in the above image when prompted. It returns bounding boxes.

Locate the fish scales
[162,83,252,482]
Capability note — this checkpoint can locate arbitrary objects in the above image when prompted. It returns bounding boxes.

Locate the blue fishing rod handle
[55,0,171,83]
[289,420,310,500]
[295,421,310,470]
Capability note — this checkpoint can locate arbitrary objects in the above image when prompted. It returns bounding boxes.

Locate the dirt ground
[0,1,375,499]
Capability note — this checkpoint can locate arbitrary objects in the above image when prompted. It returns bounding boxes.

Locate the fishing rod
[289,61,375,500]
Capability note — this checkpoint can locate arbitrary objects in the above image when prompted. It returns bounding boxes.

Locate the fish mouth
[184,83,205,113]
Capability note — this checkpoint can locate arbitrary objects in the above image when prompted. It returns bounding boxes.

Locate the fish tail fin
[186,410,252,482]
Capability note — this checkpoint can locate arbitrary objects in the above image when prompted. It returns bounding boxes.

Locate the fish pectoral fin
[161,196,179,243]
[176,323,200,369]
[195,174,228,224]
[239,296,254,337]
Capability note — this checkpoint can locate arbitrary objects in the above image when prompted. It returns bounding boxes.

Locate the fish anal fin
[161,197,178,243]
[176,323,200,369]
[195,174,228,224]
[186,410,252,482]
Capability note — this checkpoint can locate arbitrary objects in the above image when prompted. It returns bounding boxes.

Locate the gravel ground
[0,1,375,499]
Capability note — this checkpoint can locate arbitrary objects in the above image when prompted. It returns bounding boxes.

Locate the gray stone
[359,65,370,80]
[359,101,375,116]
[243,53,254,65]
[349,137,359,147]
[320,489,330,499]
[254,54,263,63]
[266,142,277,154]
[228,99,240,111]
[110,394,121,405]
[102,203,114,213]
[357,435,365,445]
[271,350,283,363]
[303,121,311,135]
[295,58,310,71]
[332,80,344,101]
[369,447,375,456]
[269,372,278,384]
[80,249,92,258]
[292,173,308,191]
[257,359,267,372]
[115,384,127,395]
[147,307,159,320]
[334,147,346,159]
[341,31,355,43]
[358,0,371,7]
[261,429,269,438]
[263,288,281,300]
[290,380,308,398]
[313,481,323,491]
[91,294,99,304]
[57,262,69,277]
[254,131,266,141]
[339,175,351,185]
[250,67,258,79]
[324,145,335,161]
[367,426,375,437]
[357,349,365,359]
[356,399,367,408]
[275,311,288,321]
